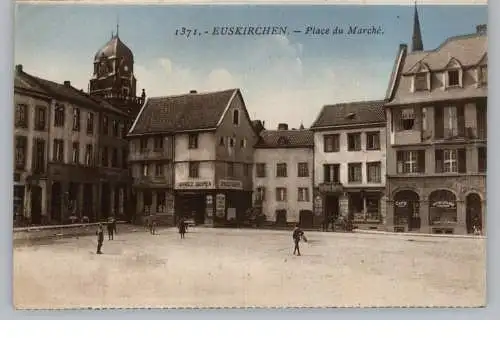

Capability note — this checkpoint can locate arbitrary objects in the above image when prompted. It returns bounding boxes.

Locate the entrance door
[394,190,420,230]
[324,195,339,220]
[51,182,62,222]
[276,209,287,225]
[299,210,314,226]
[466,193,482,234]
[30,185,42,224]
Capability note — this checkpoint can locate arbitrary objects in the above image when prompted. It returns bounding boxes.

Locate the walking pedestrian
[292,226,304,256]
[96,223,104,254]
[179,218,187,239]
[107,219,114,240]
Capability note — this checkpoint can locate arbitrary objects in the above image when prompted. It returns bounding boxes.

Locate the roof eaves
[216,89,239,127]
[127,97,150,136]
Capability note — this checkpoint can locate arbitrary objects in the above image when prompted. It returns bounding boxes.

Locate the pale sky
[15,4,487,129]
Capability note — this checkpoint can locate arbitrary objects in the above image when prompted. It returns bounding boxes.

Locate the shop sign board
[175,180,213,190]
[218,179,243,190]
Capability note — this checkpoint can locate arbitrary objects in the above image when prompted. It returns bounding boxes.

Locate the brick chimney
[63,81,71,87]
[476,24,487,35]
[278,123,288,131]
[15,64,23,73]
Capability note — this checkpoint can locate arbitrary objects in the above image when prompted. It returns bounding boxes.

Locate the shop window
[323,134,339,152]
[347,133,361,151]
[429,190,457,225]
[276,163,287,177]
[156,192,166,213]
[348,193,364,222]
[366,132,380,150]
[348,163,362,183]
[365,196,380,221]
[323,164,340,183]
[256,163,266,177]
[297,162,309,177]
[393,190,420,229]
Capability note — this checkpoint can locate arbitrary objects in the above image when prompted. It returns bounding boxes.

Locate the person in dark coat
[292,226,304,256]
[106,218,114,240]
[96,223,104,254]
[179,217,186,239]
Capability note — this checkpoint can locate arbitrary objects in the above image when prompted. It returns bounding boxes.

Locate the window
[323,164,340,183]
[35,106,46,131]
[15,136,27,169]
[188,134,198,149]
[111,148,118,167]
[240,138,247,148]
[102,116,109,135]
[189,162,199,178]
[414,73,428,91]
[52,139,64,162]
[256,163,266,177]
[476,100,487,139]
[122,148,128,169]
[298,162,309,177]
[435,149,466,173]
[478,147,486,173]
[276,187,287,202]
[244,163,251,177]
[397,108,415,131]
[71,142,80,164]
[444,106,465,138]
[347,133,361,151]
[480,66,487,85]
[155,164,164,176]
[32,139,45,173]
[228,137,235,148]
[396,150,425,174]
[15,104,28,128]
[112,120,119,137]
[447,69,460,87]
[54,103,65,127]
[348,163,362,183]
[367,162,381,183]
[256,187,266,201]
[298,188,310,202]
[227,162,235,177]
[233,109,239,125]
[366,195,381,221]
[219,137,225,146]
[154,136,164,150]
[156,192,166,213]
[323,134,339,152]
[101,147,109,167]
[72,108,80,131]
[140,138,148,153]
[366,132,380,150]
[85,144,93,166]
[276,163,287,177]
[86,113,94,135]
[142,163,149,177]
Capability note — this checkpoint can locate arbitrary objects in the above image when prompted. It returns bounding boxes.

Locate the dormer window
[447,69,460,87]
[414,73,429,91]
[277,136,289,146]
[480,66,487,85]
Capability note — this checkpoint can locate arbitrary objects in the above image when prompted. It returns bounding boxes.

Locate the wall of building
[254,147,314,223]
[174,161,216,189]
[175,132,216,162]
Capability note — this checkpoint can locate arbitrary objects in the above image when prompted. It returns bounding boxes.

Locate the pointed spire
[116,14,120,38]
[299,122,304,130]
[412,1,424,52]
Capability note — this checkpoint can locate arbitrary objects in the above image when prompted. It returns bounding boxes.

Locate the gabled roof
[14,71,51,99]
[128,89,239,135]
[255,129,314,149]
[310,100,386,130]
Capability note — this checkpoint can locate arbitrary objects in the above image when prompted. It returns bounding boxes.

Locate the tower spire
[412,1,424,52]
[116,15,120,38]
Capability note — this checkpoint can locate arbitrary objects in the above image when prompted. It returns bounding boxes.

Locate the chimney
[476,24,487,35]
[15,64,23,73]
[278,123,288,131]
[189,90,197,94]
[63,81,71,87]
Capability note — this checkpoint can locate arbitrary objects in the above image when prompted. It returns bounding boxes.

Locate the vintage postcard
[12,0,487,309]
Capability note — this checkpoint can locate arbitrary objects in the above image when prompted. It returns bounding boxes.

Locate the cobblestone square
[14,228,486,309]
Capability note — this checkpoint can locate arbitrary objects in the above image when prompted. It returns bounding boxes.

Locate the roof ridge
[148,88,238,100]
[322,99,386,108]
[408,32,486,57]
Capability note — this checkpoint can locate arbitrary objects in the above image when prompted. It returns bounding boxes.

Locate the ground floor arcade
[385,175,486,235]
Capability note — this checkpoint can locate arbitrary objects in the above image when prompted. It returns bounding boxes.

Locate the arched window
[429,190,457,225]
[393,190,420,230]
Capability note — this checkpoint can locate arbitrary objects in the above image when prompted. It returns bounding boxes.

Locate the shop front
[347,190,384,228]
[428,190,457,234]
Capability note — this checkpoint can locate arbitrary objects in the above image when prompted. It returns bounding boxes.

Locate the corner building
[384,16,487,234]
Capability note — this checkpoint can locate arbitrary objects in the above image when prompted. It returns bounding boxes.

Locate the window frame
[256,163,266,177]
[323,134,340,153]
[71,142,80,164]
[72,108,81,131]
[347,162,362,183]
[297,187,310,202]
[276,163,287,177]
[366,132,381,150]
[15,104,28,128]
[276,187,287,202]
[188,134,199,149]
[297,162,309,177]
[347,133,361,152]
[366,161,382,183]
[188,161,199,178]
[34,106,47,131]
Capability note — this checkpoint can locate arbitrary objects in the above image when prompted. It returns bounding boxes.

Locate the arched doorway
[51,182,62,222]
[466,193,482,234]
[393,190,420,230]
[30,185,42,224]
[429,190,457,226]
[299,210,314,226]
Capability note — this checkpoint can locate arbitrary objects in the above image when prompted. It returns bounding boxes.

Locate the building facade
[253,124,314,226]
[384,14,487,234]
[128,89,259,226]
[311,100,387,229]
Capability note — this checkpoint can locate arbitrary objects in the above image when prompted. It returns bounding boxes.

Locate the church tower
[411,2,424,52]
[89,23,145,118]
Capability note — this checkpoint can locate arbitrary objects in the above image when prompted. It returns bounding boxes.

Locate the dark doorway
[176,193,205,224]
[394,190,421,231]
[30,185,42,224]
[113,186,120,216]
[275,209,287,225]
[51,181,62,222]
[466,193,482,234]
[101,183,110,219]
[324,195,339,220]
[83,184,94,221]
[299,210,314,226]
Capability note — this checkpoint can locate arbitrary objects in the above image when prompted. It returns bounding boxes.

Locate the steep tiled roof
[129,89,237,135]
[255,129,314,148]
[14,72,50,98]
[311,100,386,129]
